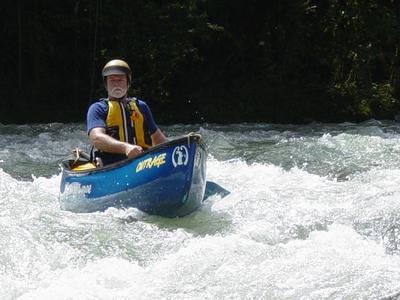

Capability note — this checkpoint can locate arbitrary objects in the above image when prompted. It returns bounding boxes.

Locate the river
[1,121,400,299]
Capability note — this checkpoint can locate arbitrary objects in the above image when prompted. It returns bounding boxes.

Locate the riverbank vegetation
[2,0,400,124]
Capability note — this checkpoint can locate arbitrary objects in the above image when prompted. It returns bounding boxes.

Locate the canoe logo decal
[136,153,166,172]
[172,146,189,167]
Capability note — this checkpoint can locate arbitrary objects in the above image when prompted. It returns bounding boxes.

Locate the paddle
[203,181,230,201]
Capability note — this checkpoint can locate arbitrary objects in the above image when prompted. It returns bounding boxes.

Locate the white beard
[109,87,127,99]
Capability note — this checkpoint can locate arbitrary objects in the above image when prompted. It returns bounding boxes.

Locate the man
[87,59,167,165]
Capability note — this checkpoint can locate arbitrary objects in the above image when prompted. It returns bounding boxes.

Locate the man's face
[106,74,128,90]
[106,74,128,99]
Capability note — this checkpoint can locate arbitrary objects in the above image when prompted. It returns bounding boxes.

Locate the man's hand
[125,144,143,159]
[90,128,143,159]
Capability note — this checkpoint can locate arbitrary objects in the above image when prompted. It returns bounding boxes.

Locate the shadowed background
[2,0,400,124]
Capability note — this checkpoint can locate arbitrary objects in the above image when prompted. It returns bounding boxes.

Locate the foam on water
[13,226,400,299]
[2,122,400,299]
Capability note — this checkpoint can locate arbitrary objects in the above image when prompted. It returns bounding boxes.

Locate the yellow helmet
[102,59,132,84]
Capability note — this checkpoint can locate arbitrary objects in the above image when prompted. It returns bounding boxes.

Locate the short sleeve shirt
[86,98,158,135]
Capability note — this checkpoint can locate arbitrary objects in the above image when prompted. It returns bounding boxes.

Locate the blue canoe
[59,134,208,217]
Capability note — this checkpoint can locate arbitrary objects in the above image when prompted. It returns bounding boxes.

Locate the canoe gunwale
[61,134,205,176]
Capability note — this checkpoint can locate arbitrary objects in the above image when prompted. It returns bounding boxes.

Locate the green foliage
[320,0,400,120]
[2,0,400,124]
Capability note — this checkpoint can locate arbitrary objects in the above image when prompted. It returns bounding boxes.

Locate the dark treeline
[2,0,400,124]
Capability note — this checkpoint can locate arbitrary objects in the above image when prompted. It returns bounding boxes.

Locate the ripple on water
[2,122,400,299]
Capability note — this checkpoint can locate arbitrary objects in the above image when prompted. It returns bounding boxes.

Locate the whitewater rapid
[1,121,400,299]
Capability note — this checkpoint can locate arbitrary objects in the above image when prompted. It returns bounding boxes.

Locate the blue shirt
[86,98,158,135]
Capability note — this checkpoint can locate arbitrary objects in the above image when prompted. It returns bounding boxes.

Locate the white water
[1,121,400,299]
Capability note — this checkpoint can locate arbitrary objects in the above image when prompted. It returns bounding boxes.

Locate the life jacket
[105,98,153,149]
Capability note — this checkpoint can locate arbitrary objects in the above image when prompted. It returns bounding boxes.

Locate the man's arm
[89,127,143,158]
[151,128,167,145]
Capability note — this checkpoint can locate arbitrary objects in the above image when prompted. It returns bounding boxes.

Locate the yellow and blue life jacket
[105,98,153,149]
[93,98,155,165]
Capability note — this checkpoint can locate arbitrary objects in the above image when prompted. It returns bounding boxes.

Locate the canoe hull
[59,135,206,217]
